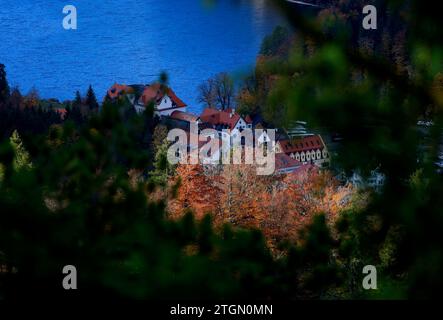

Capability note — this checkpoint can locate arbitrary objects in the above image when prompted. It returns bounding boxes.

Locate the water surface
[0,0,285,113]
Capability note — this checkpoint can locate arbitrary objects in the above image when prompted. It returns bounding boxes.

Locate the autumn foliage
[167,162,359,250]
[168,164,221,220]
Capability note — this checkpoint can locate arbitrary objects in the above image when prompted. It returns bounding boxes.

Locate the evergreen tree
[73,90,82,108]
[259,25,290,56]
[152,124,168,153]
[1,0,443,301]
[85,85,99,112]
[66,91,84,124]
[9,87,23,109]
[9,130,32,171]
[0,63,10,105]
[149,140,173,186]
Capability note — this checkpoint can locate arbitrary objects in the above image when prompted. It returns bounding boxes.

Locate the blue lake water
[0,0,286,114]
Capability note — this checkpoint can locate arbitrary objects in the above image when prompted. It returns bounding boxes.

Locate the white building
[349,167,385,191]
[107,83,187,116]
[275,134,329,167]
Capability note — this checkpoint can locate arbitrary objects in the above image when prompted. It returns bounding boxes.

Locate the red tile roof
[55,108,67,120]
[167,87,187,108]
[173,131,222,159]
[140,83,161,105]
[278,135,324,154]
[170,110,199,122]
[107,83,133,99]
[200,107,246,130]
[141,83,187,108]
[275,153,302,172]
[106,83,186,109]
[224,108,252,123]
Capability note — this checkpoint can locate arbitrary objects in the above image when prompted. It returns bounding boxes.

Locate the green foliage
[73,90,82,107]
[9,130,32,171]
[260,25,290,56]
[2,99,332,300]
[0,95,340,298]
[85,85,99,112]
[149,139,174,186]
[0,63,10,105]
[268,0,443,298]
[152,124,168,153]
[1,0,442,300]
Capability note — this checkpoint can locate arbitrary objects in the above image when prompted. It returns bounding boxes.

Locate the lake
[0,0,286,114]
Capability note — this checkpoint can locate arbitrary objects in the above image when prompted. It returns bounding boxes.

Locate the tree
[218,163,358,250]
[198,78,217,108]
[152,124,168,153]
[281,167,358,236]
[9,130,32,171]
[268,0,443,298]
[236,73,260,116]
[23,87,40,109]
[9,87,24,110]
[198,73,235,110]
[149,140,174,186]
[73,90,82,108]
[430,73,443,117]
[2,101,304,300]
[0,63,10,105]
[260,25,290,56]
[169,163,221,220]
[218,163,270,228]
[236,56,281,123]
[214,73,234,110]
[1,0,443,301]
[66,91,84,124]
[85,85,99,112]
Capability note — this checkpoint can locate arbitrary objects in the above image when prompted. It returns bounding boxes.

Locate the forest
[0,0,442,300]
